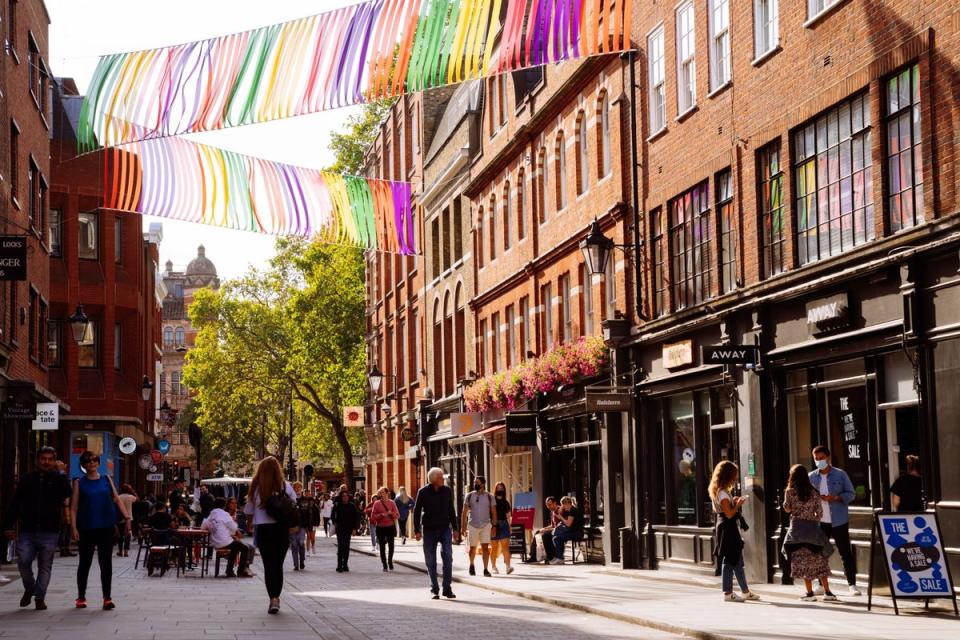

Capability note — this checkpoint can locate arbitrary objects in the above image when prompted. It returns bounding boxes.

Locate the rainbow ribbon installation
[77,0,631,150]
[102,138,416,255]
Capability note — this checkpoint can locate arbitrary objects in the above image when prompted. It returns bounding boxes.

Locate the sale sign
[511,491,537,530]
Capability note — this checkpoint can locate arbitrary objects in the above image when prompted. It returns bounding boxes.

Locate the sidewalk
[350,535,960,640]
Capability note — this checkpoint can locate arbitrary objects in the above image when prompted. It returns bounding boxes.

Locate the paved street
[0,539,676,640]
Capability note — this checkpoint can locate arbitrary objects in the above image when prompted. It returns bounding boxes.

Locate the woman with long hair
[243,456,298,614]
[71,451,131,610]
[393,486,414,544]
[116,484,139,557]
[708,461,759,602]
[370,487,400,571]
[489,482,514,575]
[782,464,836,602]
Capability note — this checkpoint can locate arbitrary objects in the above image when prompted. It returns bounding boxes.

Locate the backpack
[264,485,300,528]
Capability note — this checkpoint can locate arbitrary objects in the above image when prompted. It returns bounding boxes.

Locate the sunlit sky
[47,0,361,279]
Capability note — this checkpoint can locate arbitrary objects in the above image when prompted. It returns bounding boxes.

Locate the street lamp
[367,364,385,394]
[68,304,90,344]
[141,376,154,402]
[580,219,615,276]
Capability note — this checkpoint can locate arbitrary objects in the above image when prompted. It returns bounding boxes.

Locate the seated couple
[201,497,255,578]
[534,496,584,564]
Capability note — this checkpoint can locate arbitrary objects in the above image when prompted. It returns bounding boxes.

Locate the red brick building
[628,0,960,584]
[46,78,162,492]
[0,0,62,536]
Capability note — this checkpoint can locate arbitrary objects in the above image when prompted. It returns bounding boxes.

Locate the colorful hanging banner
[78,0,632,151]
[102,137,416,254]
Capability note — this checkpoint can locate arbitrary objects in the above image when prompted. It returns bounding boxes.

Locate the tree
[185,238,366,486]
[327,99,395,175]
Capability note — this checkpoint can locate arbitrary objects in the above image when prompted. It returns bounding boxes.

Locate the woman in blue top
[394,487,415,544]
[70,450,131,610]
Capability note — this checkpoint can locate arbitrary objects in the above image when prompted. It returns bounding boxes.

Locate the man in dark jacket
[331,490,360,572]
[414,467,459,599]
[2,447,72,610]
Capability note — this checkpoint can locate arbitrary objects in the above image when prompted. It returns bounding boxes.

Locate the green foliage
[184,238,366,485]
[326,99,395,175]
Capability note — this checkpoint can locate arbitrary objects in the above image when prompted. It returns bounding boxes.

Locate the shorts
[491,521,510,541]
[466,524,492,547]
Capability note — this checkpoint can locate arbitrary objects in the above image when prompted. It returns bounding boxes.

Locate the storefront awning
[427,430,454,443]
[449,424,504,446]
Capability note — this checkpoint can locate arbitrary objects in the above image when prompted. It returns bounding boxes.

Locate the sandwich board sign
[868,512,958,615]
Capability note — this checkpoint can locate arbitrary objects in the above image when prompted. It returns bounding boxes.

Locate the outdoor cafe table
[173,528,209,575]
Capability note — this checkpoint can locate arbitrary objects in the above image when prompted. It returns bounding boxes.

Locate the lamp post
[68,304,90,344]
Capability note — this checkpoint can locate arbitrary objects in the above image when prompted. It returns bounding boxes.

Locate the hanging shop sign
[505,412,538,447]
[806,292,851,335]
[0,235,27,281]
[401,426,415,442]
[663,339,694,369]
[3,399,36,420]
[585,390,632,412]
[31,403,58,431]
[701,345,760,366]
[150,449,163,464]
[146,473,164,482]
[138,454,153,470]
[157,439,171,454]
[118,437,137,455]
[343,406,365,427]
[451,412,483,436]
[869,512,958,616]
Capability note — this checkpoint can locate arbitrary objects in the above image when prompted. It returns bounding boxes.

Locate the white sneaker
[813,585,825,596]
[0,576,11,584]
[800,593,818,602]
[506,565,515,575]
[822,592,839,602]
[724,593,744,602]
[847,585,862,596]
[741,591,760,601]
[491,566,499,574]
[549,558,564,565]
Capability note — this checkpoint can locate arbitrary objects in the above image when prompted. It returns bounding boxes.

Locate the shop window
[881,352,921,496]
[885,64,924,233]
[651,207,666,316]
[668,393,698,525]
[547,416,604,529]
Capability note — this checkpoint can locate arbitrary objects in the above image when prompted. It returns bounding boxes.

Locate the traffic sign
[150,449,163,464]
[138,454,152,470]
[157,439,171,454]
[119,437,137,455]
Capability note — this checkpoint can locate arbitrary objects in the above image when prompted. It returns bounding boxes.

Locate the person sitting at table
[548,496,584,564]
[202,498,254,578]
[174,504,192,529]
[147,502,175,543]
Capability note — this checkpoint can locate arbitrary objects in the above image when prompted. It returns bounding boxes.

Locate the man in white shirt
[202,498,253,578]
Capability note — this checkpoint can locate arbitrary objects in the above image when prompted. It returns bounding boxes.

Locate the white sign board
[451,412,483,436]
[146,473,164,482]
[31,403,58,431]
[877,512,954,598]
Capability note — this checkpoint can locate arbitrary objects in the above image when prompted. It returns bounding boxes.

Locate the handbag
[264,485,300,528]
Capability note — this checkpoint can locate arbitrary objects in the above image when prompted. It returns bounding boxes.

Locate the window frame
[753,0,779,59]
[542,282,554,351]
[10,119,20,205]
[675,1,697,115]
[599,92,612,178]
[517,169,527,240]
[48,208,62,257]
[46,319,61,367]
[576,111,589,195]
[668,181,713,310]
[647,24,667,134]
[708,0,731,91]
[503,182,512,251]
[113,322,122,370]
[560,272,572,343]
[884,64,924,234]
[651,208,667,316]
[78,210,99,260]
[581,263,594,337]
[716,169,737,294]
[758,141,786,279]
[114,215,123,264]
[78,319,98,369]
[555,133,567,211]
[807,0,842,23]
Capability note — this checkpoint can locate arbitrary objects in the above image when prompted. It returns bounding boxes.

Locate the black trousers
[541,531,556,561]
[376,526,395,567]
[255,523,289,599]
[221,539,251,573]
[77,527,114,600]
[335,528,352,568]
[820,522,857,585]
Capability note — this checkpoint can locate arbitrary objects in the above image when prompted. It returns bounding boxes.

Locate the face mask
[474,484,482,491]
[496,492,505,498]
[815,459,829,470]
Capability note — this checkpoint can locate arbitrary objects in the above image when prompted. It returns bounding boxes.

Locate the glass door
[825,386,871,505]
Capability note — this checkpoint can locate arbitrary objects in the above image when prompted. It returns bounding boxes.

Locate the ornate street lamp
[580,219,615,276]
[367,364,385,394]
[141,376,154,402]
[68,304,90,344]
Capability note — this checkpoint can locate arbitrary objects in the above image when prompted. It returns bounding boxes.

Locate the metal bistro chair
[133,525,152,569]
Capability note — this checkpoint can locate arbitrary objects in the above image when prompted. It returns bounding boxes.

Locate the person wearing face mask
[809,445,859,596]
[489,482,514,575]
[460,475,497,577]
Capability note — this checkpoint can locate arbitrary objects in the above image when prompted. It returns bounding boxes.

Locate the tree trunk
[333,419,355,490]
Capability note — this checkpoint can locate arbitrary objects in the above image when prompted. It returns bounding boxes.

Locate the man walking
[810,445,861,596]
[414,467,459,599]
[460,475,497,577]
[2,446,72,610]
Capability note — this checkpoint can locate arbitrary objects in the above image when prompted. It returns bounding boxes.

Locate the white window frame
[753,0,779,59]
[708,0,731,91]
[599,95,612,177]
[675,1,697,115]
[807,0,841,22]
[647,24,666,133]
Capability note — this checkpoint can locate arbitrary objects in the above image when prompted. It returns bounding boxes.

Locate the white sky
[47,0,361,279]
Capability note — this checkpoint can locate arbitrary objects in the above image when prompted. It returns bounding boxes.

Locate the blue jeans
[721,557,748,593]
[552,524,583,561]
[16,532,58,600]
[422,527,452,593]
[289,527,306,569]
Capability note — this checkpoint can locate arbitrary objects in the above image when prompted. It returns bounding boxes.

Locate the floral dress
[783,488,830,580]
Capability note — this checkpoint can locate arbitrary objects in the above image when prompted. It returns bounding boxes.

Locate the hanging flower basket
[464,336,608,412]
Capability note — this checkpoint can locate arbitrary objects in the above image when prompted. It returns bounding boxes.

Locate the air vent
[718,126,723,135]
[823,55,832,66]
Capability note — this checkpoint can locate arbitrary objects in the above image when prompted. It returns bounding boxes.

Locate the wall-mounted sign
[451,412,483,436]
[157,439,171,454]
[118,437,137,455]
[663,339,694,369]
[138,454,153,470]
[0,235,28,281]
[343,406,364,427]
[405,445,419,460]
[701,345,759,366]
[146,473,164,482]
[401,426,415,442]
[806,292,851,334]
[585,390,632,412]
[31,403,58,431]
[150,449,163,464]
[4,399,36,420]
[505,412,537,447]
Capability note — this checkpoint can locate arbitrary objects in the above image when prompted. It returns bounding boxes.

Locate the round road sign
[158,439,171,454]
[150,449,163,464]
[119,437,137,455]
[138,454,152,470]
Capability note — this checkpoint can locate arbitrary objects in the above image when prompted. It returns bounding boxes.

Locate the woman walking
[289,482,308,571]
[331,490,361,572]
[489,482,514,575]
[116,484,138,557]
[71,451,132,610]
[303,490,321,554]
[243,456,298,614]
[709,461,759,602]
[319,492,334,537]
[782,464,837,602]
[370,487,400,571]
[394,487,415,544]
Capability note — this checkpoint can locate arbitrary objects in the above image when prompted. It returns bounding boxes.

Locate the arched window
[598,92,612,179]
[555,132,567,211]
[163,326,173,347]
[175,327,185,347]
[432,299,443,395]
[476,205,484,268]
[454,283,465,384]
[576,111,589,195]
[536,147,547,224]
[488,195,497,261]
[503,182,512,251]
[517,168,527,239]
[443,292,454,396]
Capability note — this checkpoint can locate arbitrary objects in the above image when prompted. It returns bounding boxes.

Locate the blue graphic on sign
[880,514,952,597]
[157,439,171,454]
